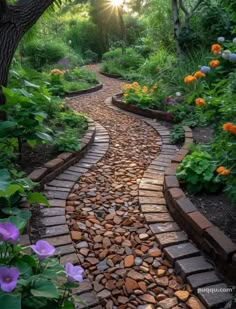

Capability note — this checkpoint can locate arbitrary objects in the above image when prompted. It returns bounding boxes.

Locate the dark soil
[188,192,236,243]
[188,126,236,243]
[17,142,58,174]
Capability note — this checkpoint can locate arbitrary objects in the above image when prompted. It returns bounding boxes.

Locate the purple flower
[165,96,172,104]
[31,240,55,260]
[200,66,211,74]
[65,263,84,282]
[0,222,20,244]
[0,267,19,292]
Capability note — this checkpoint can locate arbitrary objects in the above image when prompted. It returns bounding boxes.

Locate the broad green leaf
[31,279,59,299]
[0,293,21,309]
[24,80,40,89]
[27,192,49,206]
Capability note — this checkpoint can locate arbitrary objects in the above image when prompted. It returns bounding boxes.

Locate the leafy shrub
[53,128,82,152]
[23,40,69,70]
[176,151,222,193]
[170,125,185,145]
[57,111,88,132]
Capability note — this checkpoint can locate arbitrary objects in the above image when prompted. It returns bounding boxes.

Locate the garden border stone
[65,83,103,97]
[99,71,122,79]
[163,125,236,281]
[27,117,96,187]
[112,93,173,122]
[106,97,233,308]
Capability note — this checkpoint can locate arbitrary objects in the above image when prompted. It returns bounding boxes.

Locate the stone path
[31,65,233,309]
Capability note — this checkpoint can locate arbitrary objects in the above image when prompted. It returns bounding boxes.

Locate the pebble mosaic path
[31,65,233,309]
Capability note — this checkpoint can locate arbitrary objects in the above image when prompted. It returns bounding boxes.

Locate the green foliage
[53,128,81,152]
[170,125,185,145]
[57,111,88,132]
[22,40,70,70]
[177,151,223,193]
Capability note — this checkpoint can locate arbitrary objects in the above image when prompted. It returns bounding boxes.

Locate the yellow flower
[142,86,148,93]
[132,82,139,88]
[124,93,128,97]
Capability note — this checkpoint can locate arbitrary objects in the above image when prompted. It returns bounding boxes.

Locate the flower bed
[164,126,236,281]
[112,93,173,122]
[65,83,103,97]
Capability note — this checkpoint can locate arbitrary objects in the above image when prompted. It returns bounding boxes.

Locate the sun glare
[111,0,124,7]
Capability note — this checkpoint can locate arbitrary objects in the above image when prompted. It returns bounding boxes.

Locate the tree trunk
[172,0,182,57]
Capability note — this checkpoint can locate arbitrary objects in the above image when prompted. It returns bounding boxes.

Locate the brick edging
[112,94,173,122]
[65,83,103,97]
[164,126,236,281]
[99,71,122,79]
[27,118,96,187]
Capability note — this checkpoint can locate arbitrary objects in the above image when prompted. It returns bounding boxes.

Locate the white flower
[233,38,236,44]
[222,50,231,59]
[176,92,182,97]
[229,53,236,62]
[217,37,225,43]
[68,40,72,45]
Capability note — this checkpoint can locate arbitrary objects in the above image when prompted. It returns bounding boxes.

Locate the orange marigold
[209,60,220,68]
[184,75,197,83]
[221,169,230,176]
[216,166,230,176]
[132,82,139,88]
[223,122,234,131]
[195,98,206,106]
[194,71,206,78]
[142,86,148,93]
[211,44,222,55]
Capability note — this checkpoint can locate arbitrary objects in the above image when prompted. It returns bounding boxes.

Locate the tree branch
[179,0,189,16]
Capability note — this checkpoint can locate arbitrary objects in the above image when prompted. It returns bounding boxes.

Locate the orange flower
[195,98,206,106]
[184,75,197,83]
[211,44,222,55]
[223,122,234,131]
[216,166,230,175]
[209,60,220,68]
[153,85,158,89]
[194,71,206,78]
[223,123,236,135]
[124,93,128,97]
[132,82,139,88]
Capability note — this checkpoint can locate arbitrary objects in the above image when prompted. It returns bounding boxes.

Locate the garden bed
[112,94,172,122]
[27,118,96,187]
[64,82,103,97]
[164,126,236,281]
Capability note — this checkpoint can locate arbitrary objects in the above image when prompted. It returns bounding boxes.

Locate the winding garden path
[33,65,233,309]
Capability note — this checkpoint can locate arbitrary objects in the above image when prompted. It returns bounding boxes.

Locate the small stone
[157,269,166,277]
[138,281,147,293]
[97,259,109,271]
[187,296,206,309]
[124,255,135,267]
[97,289,111,299]
[125,278,139,293]
[174,290,190,302]
[86,257,99,265]
[115,236,123,244]
[139,233,149,240]
[76,241,88,249]
[135,257,143,266]
[71,231,82,241]
[139,294,156,304]
[127,270,144,281]
[159,297,178,309]
[149,248,161,257]
[137,306,154,309]
[152,259,161,268]
[118,296,129,304]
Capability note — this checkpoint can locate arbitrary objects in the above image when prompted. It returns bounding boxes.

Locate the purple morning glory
[0,267,19,292]
[0,222,20,244]
[65,263,84,282]
[200,66,211,74]
[31,240,55,260]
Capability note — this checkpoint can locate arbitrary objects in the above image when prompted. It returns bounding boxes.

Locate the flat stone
[164,242,201,263]
[55,244,75,256]
[43,235,71,246]
[148,248,161,257]
[97,259,109,271]
[73,279,92,295]
[40,216,65,227]
[186,296,206,309]
[144,213,174,223]
[139,183,163,191]
[125,277,139,293]
[127,269,144,281]
[76,241,88,249]
[139,294,156,304]
[124,255,135,267]
[140,197,166,205]
[197,283,232,308]
[187,271,221,290]
[57,173,79,181]
[75,292,99,308]
[137,305,154,309]
[150,222,180,234]
[135,257,143,266]
[97,289,111,299]
[118,296,129,304]
[60,253,78,265]
[48,199,66,207]
[41,225,69,238]
[139,190,164,197]
[174,290,189,302]
[176,197,197,215]
[155,231,188,248]
[86,257,99,265]
[41,207,65,217]
[175,256,214,278]
[141,205,168,213]
[71,231,82,241]
[159,297,178,309]
[48,179,75,188]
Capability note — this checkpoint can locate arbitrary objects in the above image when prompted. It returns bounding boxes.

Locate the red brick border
[28,118,96,188]
[112,94,173,122]
[164,126,236,280]
[65,83,103,97]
